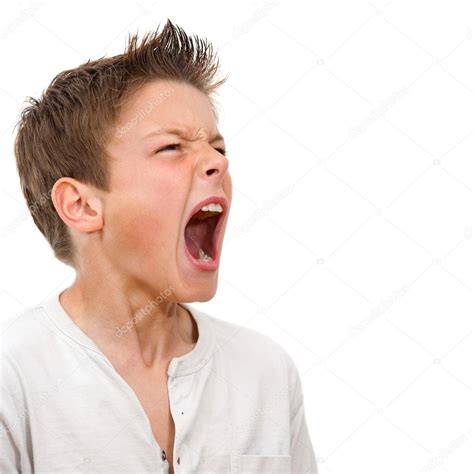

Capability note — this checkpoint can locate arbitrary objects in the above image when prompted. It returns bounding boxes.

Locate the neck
[59,277,197,370]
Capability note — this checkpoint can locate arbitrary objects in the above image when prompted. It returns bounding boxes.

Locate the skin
[51,79,232,469]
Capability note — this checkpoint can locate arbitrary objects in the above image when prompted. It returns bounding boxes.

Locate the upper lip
[185,195,229,225]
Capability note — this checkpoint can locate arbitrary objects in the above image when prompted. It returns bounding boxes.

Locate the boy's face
[104,80,232,302]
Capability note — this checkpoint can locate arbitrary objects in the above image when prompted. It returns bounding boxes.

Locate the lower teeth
[198,248,213,262]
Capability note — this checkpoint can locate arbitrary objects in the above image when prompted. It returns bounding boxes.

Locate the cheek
[135,169,185,231]
[105,161,188,255]
[104,201,173,270]
[117,196,175,249]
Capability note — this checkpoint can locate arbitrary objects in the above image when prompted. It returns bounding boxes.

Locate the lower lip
[182,216,223,272]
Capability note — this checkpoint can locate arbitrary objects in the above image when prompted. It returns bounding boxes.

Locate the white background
[0,1,473,472]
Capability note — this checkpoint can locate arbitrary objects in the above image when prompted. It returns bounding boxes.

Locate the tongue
[184,216,217,259]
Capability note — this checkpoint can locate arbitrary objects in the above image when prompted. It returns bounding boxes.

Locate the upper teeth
[201,203,223,212]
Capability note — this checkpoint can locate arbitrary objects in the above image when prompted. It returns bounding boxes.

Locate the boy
[1,20,318,473]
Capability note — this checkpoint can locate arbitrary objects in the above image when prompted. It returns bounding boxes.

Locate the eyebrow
[142,127,225,143]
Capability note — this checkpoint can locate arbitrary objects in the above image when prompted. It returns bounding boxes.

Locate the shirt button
[177,456,181,465]
[161,450,166,461]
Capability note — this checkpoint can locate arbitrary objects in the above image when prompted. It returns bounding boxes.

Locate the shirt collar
[41,287,215,378]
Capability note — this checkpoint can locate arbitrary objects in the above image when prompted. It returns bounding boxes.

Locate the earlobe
[51,178,104,233]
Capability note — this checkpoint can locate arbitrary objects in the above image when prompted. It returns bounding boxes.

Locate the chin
[175,281,218,303]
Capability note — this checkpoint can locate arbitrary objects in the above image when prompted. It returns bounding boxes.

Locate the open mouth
[184,205,224,263]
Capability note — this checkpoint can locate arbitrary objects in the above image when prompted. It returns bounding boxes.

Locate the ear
[51,177,104,233]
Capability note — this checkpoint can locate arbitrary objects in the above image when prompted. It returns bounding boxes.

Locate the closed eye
[155,144,181,153]
[155,144,227,156]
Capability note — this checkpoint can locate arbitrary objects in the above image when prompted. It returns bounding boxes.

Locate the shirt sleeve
[285,351,319,473]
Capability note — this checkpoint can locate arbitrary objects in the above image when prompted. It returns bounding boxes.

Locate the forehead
[116,79,219,140]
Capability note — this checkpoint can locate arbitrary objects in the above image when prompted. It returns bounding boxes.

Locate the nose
[200,148,229,180]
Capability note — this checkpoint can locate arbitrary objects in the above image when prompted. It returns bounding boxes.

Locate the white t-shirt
[1,287,318,473]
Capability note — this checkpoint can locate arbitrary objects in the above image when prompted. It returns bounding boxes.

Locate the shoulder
[208,312,288,356]
[199,310,306,416]
[1,303,49,355]
[201,310,300,384]
[1,301,62,383]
